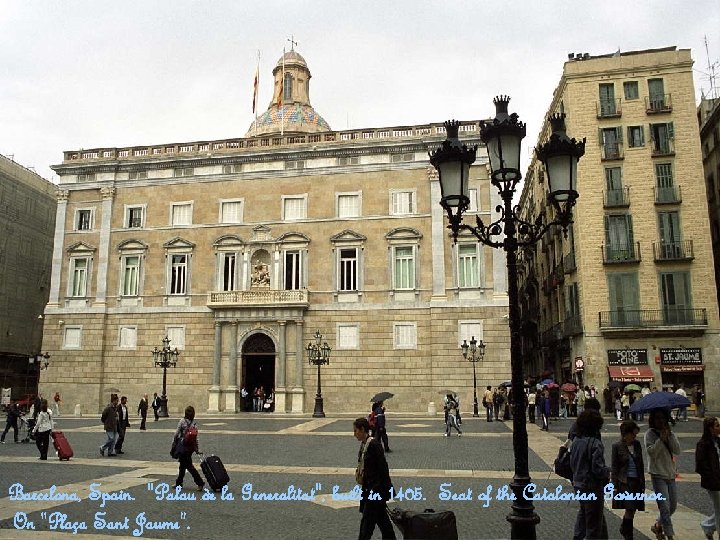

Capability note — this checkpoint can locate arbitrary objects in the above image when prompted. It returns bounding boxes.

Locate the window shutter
[603,215,610,243]
[616,127,623,143]
[598,128,604,145]
[668,122,674,139]
[626,214,634,245]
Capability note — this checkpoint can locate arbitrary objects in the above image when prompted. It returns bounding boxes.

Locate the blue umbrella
[628,391,690,414]
[500,381,512,388]
[541,378,554,386]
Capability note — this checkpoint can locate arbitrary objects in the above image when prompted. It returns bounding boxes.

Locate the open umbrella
[541,378,555,386]
[628,391,690,414]
[499,381,513,388]
[624,384,642,393]
[370,392,394,403]
[544,382,560,389]
[560,383,577,392]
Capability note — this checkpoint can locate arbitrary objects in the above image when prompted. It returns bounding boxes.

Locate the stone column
[224,321,239,412]
[48,190,69,308]
[95,186,115,306]
[290,320,305,413]
[274,320,287,413]
[208,321,222,413]
[428,168,447,301]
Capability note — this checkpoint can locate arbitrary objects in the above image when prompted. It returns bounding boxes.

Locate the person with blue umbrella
[645,408,681,540]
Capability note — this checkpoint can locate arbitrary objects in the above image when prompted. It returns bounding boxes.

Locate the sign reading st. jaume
[607,349,648,366]
[659,348,702,364]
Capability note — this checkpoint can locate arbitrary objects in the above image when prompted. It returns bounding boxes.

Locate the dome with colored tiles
[246,48,331,137]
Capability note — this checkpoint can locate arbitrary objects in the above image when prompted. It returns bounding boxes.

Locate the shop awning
[660,364,705,373]
[607,365,655,382]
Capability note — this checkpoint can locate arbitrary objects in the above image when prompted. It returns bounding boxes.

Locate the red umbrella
[545,382,560,389]
[561,383,577,392]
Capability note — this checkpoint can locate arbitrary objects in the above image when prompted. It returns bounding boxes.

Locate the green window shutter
[604,215,610,244]
[668,122,674,139]
[626,214,634,245]
[598,128,604,145]
[616,127,623,142]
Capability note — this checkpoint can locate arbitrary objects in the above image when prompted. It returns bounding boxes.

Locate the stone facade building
[699,96,720,312]
[0,154,56,399]
[519,47,719,411]
[40,49,511,414]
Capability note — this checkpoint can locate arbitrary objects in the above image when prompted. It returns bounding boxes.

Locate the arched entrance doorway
[241,333,276,411]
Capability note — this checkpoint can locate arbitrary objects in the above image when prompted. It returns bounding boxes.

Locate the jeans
[527,405,535,423]
[701,490,720,537]
[651,475,677,537]
[485,404,493,421]
[445,414,461,436]
[176,452,203,488]
[358,500,395,540]
[101,430,117,455]
[676,407,687,421]
[573,494,608,539]
[35,429,51,459]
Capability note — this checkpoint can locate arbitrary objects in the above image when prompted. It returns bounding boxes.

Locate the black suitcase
[388,507,458,540]
[200,454,229,491]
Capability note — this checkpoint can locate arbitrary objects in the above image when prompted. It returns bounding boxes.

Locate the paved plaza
[0,411,714,539]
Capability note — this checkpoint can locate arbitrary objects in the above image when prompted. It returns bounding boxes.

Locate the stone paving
[0,412,714,539]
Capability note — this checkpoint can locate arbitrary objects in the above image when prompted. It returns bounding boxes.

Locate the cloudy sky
[1,1,718,182]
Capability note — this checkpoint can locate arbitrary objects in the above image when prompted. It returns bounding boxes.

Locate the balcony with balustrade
[654,185,682,204]
[601,142,624,161]
[653,240,694,262]
[645,94,673,114]
[599,308,707,336]
[602,242,641,264]
[207,289,309,309]
[597,98,622,119]
[604,187,630,208]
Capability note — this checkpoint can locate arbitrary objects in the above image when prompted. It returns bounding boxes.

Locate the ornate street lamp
[151,336,179,418]
[306,330,331,418]
[30,352,51,371]
[461,336,485,417]
[430,97,585,539]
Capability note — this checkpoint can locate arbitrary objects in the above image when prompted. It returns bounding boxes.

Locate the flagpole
[253,50,260,138]
[280,47,285,137]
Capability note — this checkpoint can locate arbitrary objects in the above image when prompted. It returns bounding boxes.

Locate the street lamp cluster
[151,336,179,418]
[29,352,51,371]
[461,337,485,417]
[430,96,585,538]
[307,330,331,418]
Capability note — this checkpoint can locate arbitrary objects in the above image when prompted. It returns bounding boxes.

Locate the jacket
[645,428,680,480]
[33,410,53,433]
[570,436,610,493]
[611,439,645,489]
[695,437,720,491]
[101,404,118,432]
[358,437,392,509]
[137,398,148,414]
[174,418,199,454]
[373,405,386,430]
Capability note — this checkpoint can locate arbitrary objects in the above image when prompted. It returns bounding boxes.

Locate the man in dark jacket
[99,394,119,457]
[114,396,130,454]
[353,417,395,540]
[137,394,148,430]
[373,401,391,453]
[1,403,21,443]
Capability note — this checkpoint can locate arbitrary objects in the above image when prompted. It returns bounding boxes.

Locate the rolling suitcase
[200,453,229,491]
[51,431,74,461]
[388,507,458,540]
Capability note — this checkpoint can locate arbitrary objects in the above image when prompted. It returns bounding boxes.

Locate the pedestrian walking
[444,394,462,437]
[455,394,462,425]
[695,416,720,539]
[645,408,680,540]
[172,405,204,491]
[353,417,395,540]
[483,386,494,422]
[612,420,645,540]
[527,390,536,424]
[615,393,623,421]
[151,392,160,421]
[373,401,391,452]
[1,403,21,444]
[32,400,53,460]
[114,396,130,455]
[137,394,148,431]
[99,394,119,457]
[569,397,601,441]
[240,386,249,412]
[570,409,610,539]
[52,392,61,417]
[540,390,550,431]
[695,385,706,418]
[674,384,688,422]
[576,387,586,416]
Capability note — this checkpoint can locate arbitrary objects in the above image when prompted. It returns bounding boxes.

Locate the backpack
[554,443,573,480]
[183,424,198,448]
[368,410,377,429]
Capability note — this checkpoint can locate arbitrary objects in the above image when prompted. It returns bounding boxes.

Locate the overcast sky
[1,1,718,183]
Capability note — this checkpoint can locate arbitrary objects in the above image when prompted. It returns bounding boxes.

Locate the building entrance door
[241,333,276,412]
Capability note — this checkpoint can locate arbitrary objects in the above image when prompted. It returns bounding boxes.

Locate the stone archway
[241,333,276,411]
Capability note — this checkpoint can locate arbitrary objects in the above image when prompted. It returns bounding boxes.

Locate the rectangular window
[170,254,187,294]
[284,160,305,170]
[608,272,640,325]
[623,81,639,100]
[337,324,359,349]
[119,326,137,349]
[222,164,242,174]
[600,127,622,159]
[627,126,644,147]
[458,244,479,288]
[173,167,194,177]
[458,321,482,347]
[393,246,415,290]
[604,215,635,260]
[70,258,88,297]
[604,167,624,205]
[128,170,148,180]
[598,83,617,116]
[658,211,682,257]
[76,209,92,231]
[126,206,144,228]
[467,188,478,212]
[63,327,82,349]
[337,194,360,218]
[166,326,185,350]
[660,272,692,324]
[337,156,359,166]
[655,163,674,187]
[121,256,140,296]
[648,78,666,110]
[283,196,307,220]
[284,250,302,290]
[339,248,358,291]
[221,253,236,291]
[393,322,417,349]
[390,190,415,215]
[650,122,674,154]
[171,203,192,226]
[220,200,243,224]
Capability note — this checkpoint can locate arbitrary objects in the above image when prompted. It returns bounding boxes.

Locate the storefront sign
[659,348,702,364]
[607,349,648,366]
[574,357,584,371]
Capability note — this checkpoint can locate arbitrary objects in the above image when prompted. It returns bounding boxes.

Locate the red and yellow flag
[252,62,259,114]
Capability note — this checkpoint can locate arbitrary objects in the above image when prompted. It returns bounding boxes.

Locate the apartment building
[519,47,718,410]
[699,96,720,312]
[39,49,511,414]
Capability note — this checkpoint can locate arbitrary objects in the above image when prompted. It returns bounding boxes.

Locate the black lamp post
[151,336,179,418]
[31,352,51,371]
[461,336,485,417]
[307,330,331,418]
[430,97,585,539]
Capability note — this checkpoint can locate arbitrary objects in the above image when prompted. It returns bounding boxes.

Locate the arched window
[283,72,293,101]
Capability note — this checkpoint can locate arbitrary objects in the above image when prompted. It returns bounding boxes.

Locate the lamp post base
[473,401,480,417]
[158,397,169,418]
[312,395,325,418]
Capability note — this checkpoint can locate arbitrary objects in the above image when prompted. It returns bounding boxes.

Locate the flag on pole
[252,54,259,114]
[278,47,285,136]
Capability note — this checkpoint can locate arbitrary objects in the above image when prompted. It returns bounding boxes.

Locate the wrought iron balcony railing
[651,138,674,157]
[602,242,641,264]
[645,94,673,114]
[654,185,682,204]
[597,98,622,118]
[604,187,630,208]
[653,240,694,261]
[601,142,624,160]
[564,251,577,274]
[599,308,707,329]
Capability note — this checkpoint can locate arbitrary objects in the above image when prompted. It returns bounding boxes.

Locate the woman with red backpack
[172,405,204,491]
